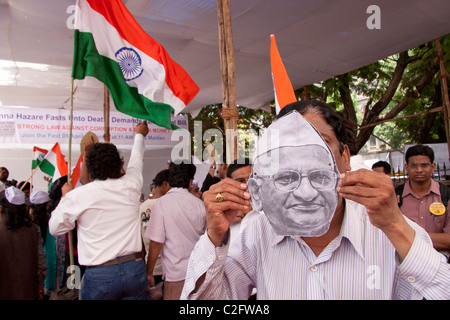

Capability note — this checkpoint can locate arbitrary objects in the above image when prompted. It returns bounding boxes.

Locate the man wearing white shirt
[181,100,450,300]
[49,121,149,300]
[145,160,207,300]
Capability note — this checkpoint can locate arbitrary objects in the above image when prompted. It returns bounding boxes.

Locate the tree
[294,35,450,154]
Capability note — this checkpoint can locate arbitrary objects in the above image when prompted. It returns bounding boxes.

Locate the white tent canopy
[0,0,449,116]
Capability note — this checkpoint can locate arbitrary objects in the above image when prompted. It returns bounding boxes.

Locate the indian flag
[72,0,200,130]
[270,34,297,114]
[32,146,48,170]
[39,143,68,182]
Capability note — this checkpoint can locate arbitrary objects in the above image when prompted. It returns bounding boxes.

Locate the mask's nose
[292,175,319,202]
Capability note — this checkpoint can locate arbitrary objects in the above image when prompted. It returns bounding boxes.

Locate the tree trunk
[418,84,445,143]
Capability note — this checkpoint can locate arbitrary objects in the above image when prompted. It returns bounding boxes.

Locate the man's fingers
[203,178,251,246]
[339,169,393,190]
[337,184,377,199]
[204,190,250,205]
[206,197,250,211]
[209,177,248,192]
[338,168,398,216]
[206,178,250,202]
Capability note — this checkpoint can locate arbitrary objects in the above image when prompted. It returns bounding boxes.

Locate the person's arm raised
[135,120,149,137]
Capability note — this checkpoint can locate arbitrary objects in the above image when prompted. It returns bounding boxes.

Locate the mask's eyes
[308,170,336,190]
[273,170,299,191]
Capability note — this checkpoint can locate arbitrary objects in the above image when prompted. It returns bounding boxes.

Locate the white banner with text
[0,107,188,147]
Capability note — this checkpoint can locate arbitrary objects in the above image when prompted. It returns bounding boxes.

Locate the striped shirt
[181,200,450,300]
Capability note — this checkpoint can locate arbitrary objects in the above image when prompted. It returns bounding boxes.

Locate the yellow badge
[429,202,446,216]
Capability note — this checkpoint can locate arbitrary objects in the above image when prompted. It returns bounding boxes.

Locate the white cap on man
[5,186,26,205]
[30,191,50,205]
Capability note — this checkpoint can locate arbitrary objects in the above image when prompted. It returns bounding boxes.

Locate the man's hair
[405,144,435,163]
[372,160,391,174]
[18,181,31,191]
[0,167,9,182]
[152,169,170,187]
[85,143,124,180]
[168,160,196,188]
[277,100,356,155]
[227,158,252,178]
[0,190,31,230]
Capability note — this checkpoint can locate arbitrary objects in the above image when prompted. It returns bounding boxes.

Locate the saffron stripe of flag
[72,0,199,130]
[270,34,297,114]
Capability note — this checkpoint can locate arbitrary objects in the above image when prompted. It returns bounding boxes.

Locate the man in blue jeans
[49,121,149,300]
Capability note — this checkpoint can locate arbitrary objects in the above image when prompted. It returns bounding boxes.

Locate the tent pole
[217,0,238,163]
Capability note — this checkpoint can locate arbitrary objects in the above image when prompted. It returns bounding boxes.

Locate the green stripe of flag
[38,159,56,177]
[32,159,40,170]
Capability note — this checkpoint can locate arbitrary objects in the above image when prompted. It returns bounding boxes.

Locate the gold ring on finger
[216,192,224,203]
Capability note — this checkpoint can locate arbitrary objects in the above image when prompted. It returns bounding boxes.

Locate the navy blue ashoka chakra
[115,47,144,81]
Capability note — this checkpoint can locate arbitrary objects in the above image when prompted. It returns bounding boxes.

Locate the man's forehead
[408,155,432,163]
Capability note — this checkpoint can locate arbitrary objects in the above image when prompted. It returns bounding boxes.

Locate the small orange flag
[270,34,297,114]
[71,155,83,187]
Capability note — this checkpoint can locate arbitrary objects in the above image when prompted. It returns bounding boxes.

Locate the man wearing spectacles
[396,144,450,259]
[181,100,450,300]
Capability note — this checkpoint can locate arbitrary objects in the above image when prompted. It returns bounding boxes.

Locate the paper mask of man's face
[248,111,339,237]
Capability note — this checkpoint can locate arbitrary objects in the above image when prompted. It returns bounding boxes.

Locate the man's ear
[247,177,263,212]
[162,181,171,193]
[341,144,351,172]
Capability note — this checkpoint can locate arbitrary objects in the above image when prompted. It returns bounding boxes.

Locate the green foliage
[296,34,450,151]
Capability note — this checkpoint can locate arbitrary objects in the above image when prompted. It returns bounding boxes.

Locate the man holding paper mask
[181,100,450,300]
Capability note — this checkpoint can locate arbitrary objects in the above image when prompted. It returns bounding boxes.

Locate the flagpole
[68,78,74,185]
[68,78,75,271]
[103,84,111,143]
[30,148,34,193]
[20,166,40,191]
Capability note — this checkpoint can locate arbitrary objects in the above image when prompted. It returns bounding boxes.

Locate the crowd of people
[0,100,449,300]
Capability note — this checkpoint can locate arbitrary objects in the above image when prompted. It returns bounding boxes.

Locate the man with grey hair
[181,100,450,300]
